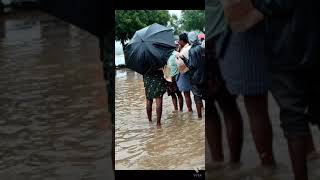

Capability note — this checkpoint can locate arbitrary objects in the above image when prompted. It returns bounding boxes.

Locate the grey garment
[187,45,205,85]
[205,0,228,40]
[250,0,294,16]
[252,0,320,70]
[219,22,270,96]
[188,31,201,45]
[270,70,312,137]
[192,84,204,103]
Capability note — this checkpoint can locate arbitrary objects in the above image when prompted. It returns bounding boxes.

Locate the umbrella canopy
[124,23,176,75]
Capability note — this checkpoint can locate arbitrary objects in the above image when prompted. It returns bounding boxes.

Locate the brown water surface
[0,10,112,180]
[115,68,205,170]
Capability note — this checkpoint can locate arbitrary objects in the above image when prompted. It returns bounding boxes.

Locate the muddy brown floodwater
[115,68,205,170]
[0,10,113,180]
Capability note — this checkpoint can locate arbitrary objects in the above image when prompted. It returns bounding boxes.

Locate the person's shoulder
[192,44,203,49]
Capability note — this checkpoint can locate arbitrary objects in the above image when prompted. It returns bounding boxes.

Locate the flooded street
[0,10,112,179]
[206,95,320,180]
[115,69,205,170]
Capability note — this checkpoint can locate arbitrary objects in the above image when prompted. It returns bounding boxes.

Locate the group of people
[206,0,320,180]
[142,32,205,127]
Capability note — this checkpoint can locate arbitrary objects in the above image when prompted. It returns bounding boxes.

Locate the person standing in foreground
[218,11,277,169]
[250,0,320,179]
[143,69,167,127]
[205,0,244,166]
[176,33,193,112]
[183,31,205,118]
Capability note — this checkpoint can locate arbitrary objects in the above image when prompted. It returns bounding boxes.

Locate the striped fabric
[218,22,270,96]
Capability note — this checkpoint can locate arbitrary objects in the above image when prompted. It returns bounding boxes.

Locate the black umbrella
[124,23,176,75]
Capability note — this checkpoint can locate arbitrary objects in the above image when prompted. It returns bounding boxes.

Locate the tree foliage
[168,14,183,35]
[115,10,170,46]
[180,10,205,32]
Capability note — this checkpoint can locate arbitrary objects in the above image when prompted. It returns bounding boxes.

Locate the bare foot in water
[250,164,278,178]
[225,162,242,171]
[206,161,226,171]
[156,123,161,128]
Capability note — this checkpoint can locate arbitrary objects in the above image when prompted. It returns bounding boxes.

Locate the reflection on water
[115,54,125,66]
[0,10,112,179]
[115,69,205,170]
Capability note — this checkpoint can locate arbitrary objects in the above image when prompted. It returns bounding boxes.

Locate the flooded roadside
[0,10,112,179]
[115,68,205,170]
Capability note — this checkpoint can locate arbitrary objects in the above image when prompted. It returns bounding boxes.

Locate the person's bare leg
[287,135,308,180]
[177,92,183,111]
[306,132,316,155]
[305,132,320,160]
[146,99,153,122]
[193,93,203,118]
[244,95,276,166]
[184,91,192,112]
[218,94,243,163]
[196,102,202,118]
[156,97,163,127]
[171,94,178,111]
[206,101,224,162]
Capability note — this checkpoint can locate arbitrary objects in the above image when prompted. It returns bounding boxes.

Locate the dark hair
[179,33,188,43]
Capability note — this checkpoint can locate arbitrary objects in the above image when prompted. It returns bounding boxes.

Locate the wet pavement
[115,68,205,170]
[0,10,112,180]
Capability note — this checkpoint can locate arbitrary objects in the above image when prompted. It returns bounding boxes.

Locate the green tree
[168,14,183,36]
[180,10,205,32]
[115,10,170,48]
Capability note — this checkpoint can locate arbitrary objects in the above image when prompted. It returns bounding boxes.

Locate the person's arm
[181,53,194,70]
[250,0,295,16]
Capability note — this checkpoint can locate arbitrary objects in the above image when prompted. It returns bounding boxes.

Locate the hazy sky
[168,10,181,19]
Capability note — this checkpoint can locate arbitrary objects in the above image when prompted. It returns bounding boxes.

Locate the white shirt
[179,43,191,59]
[176,43,191,74]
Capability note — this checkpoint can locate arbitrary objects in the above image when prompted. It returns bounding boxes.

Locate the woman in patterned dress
[143,69,167,127]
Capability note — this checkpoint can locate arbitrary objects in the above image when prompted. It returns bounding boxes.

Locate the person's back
[188,44,205,85]
[185,32,206,118]
[187,31,205,85]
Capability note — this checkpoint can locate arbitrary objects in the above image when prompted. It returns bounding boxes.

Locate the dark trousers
[270,68,320,137]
